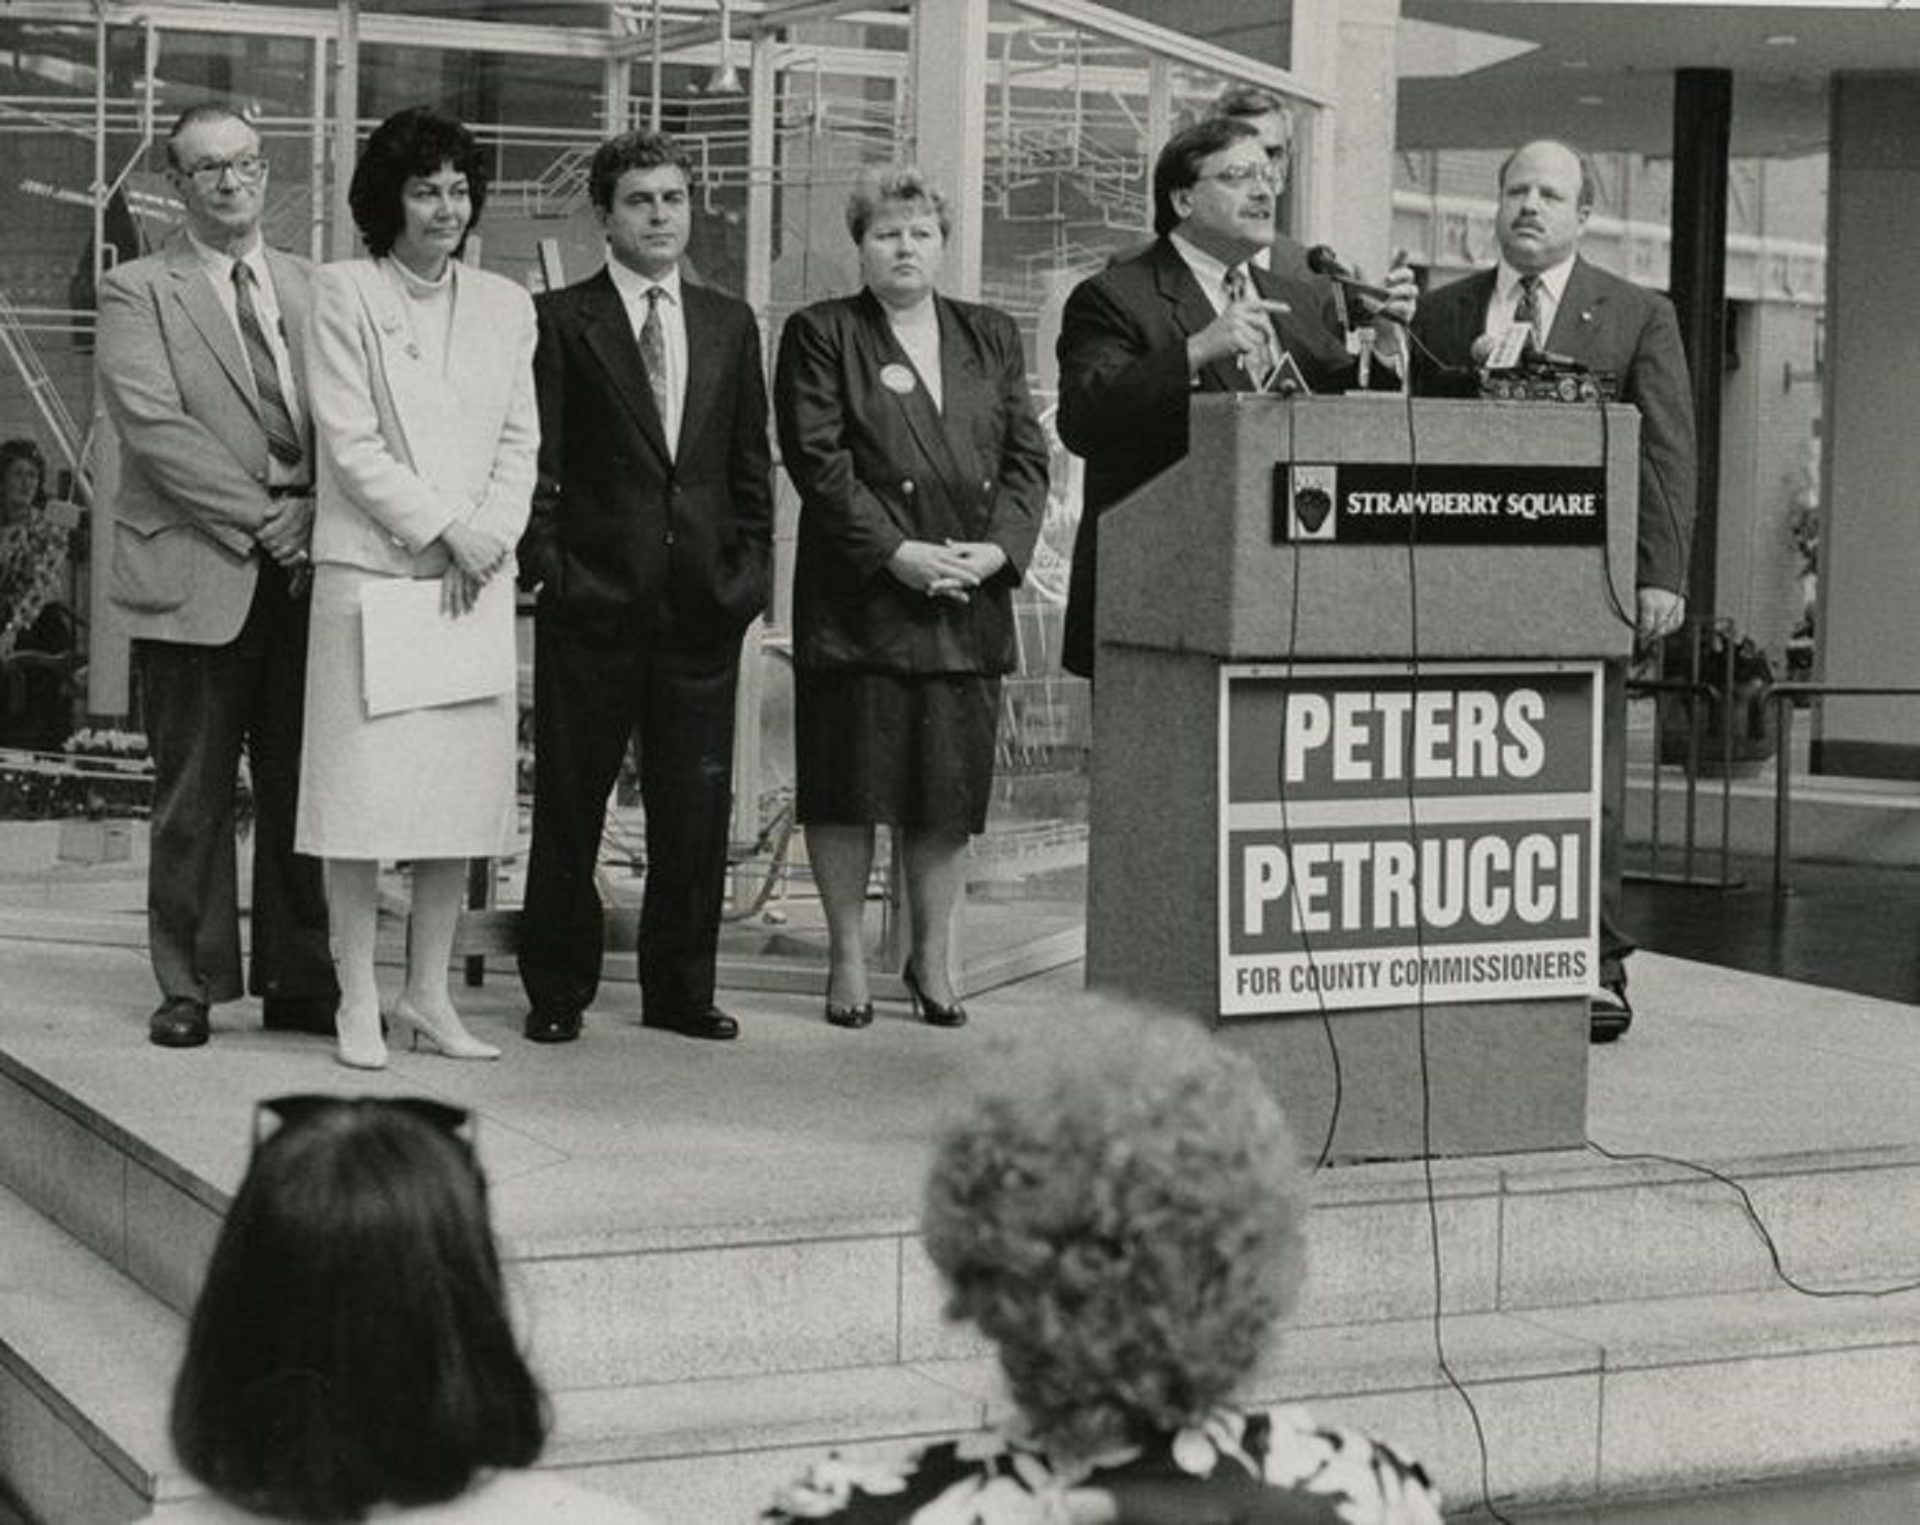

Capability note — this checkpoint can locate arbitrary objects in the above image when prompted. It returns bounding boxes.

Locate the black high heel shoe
[902,960,967,1028]
[825,998,874,1029]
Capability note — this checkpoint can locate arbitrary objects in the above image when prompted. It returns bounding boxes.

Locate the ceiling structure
[1107,1,1920,160]
[1398,1,1920,158]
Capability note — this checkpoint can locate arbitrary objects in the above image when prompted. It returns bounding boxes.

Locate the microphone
[1470,331,1589,373]
[1305,245,1402,320]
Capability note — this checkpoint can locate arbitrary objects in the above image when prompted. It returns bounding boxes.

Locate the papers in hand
[359,574,514,717]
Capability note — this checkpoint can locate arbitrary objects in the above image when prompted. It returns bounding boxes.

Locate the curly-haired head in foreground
[922,1004,1308,1462]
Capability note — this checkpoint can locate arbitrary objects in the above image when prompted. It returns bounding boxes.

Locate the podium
[1087,396,1639,1160]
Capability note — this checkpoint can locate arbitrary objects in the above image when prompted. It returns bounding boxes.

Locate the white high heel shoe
[334,1002,389,1071]
[390,996,501,1061]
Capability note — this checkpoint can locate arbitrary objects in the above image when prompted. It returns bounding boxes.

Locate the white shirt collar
[1496,253,1576,308]
[1169,231,1255,310]
[607,257,683,309]
[186,229,271,293]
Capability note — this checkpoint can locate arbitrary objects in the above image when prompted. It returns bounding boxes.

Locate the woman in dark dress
[774,168,1046,1029]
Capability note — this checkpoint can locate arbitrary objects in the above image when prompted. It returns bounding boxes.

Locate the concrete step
[25,1211,1907,1525]
[5,1043,1917,1394]
[0,1183,182,1524]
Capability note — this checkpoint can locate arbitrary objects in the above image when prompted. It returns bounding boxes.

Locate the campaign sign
[1276,463,1607,545]
[1218,661,1600,1015]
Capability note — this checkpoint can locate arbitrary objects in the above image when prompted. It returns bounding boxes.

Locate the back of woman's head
[923,1005,1308,1461]
[170,1098,546,1521]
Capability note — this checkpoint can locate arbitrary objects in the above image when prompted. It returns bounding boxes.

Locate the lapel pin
[880,363,916,395]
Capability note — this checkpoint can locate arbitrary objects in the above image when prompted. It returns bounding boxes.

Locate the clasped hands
[439,520,511,616]
[887,538,1007,604]
[254,494,314,593]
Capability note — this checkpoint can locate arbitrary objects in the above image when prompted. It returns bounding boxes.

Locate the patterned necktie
[1222,264,1272,388]
[231,262,304,468]
[639,286,671,436]
[1514,273,1544,345]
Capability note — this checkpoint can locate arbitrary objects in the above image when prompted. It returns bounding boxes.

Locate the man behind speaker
[1411,138,1697,1043]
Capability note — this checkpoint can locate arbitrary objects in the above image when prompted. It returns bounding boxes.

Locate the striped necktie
[231,262,303,468]
[1222,264,1273,389]
[1514,273,1544,346]
[639,285,671,440]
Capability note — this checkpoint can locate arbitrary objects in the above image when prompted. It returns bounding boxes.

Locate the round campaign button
[880,363,917,395]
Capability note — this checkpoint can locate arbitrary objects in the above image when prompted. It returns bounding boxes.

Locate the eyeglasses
[251,1093,476,1151]
[178,154,269,188]
[1197,163,1285,190]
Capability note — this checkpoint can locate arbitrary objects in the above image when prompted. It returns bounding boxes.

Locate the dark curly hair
[923,1004,1307,1462]
[348,105,488,259]
[587,127,695,212]
[169,1097,545,1520]
[0,437,47,506]
[1152,115,1260,237]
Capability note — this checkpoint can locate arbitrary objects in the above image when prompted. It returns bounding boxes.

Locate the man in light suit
[96,103,336,1048]
[1055,116,1417,680]
[516,129,773,1044]
[1412,138,1698,1042]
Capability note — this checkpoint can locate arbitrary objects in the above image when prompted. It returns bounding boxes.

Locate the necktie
[1222,264,1272,388]
[639,286,671,437]
[231,262,304,468]
[1514,273,1544,345]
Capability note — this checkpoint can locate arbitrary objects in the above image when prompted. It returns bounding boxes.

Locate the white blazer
[306,257,537,575]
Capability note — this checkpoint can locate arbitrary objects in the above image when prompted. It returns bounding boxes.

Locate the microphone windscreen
[1305,244,1343,278]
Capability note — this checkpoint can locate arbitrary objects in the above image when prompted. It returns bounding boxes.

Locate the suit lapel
[934,299,989,489]
[263,249,313,445]
[351,260,448,474]
[1153,241,1245,394]
[579,272,671,461]
[856,290,959,480]
[166,242,256,413]
[677,284,722,456]
[1548,258,1607,362]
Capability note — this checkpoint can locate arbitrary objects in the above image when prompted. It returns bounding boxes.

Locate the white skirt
[295,564,518,860]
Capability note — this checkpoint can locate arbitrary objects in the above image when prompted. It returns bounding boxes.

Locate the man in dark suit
[1411,138,1697,1042]
[1055,116,1417,680]
[96,103,336,1048]
[517,129,773,1044]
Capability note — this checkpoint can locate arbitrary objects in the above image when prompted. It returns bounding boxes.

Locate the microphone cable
[1584,1139,1920,1298]
[1393,380,1519,1525]
[1268,487,1345,1172]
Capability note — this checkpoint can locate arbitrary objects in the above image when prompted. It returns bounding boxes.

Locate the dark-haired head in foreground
[169,1097,544,1521]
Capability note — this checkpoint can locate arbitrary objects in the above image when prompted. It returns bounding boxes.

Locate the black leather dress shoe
[1589,978,1633,1044]
[261,994,340,1036]
[524,1005,584,1044]
[643,1006,739,1041]
[149,996,210,1048]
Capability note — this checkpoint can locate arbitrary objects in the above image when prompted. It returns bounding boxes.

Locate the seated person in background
[158,1095,651,1523]
[0,436,79,748]
[763,1005,1443,1524]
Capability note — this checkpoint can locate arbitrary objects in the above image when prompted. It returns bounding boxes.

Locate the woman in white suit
[298,106,537,1069]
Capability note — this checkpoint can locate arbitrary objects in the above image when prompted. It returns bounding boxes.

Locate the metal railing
[1767,683,1920,894]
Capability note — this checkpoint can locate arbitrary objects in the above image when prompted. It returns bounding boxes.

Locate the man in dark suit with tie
[1411,138,1697,1042]
[1055,115,1417,680]
[517,129,773,1044]
[95,103,336,1048]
